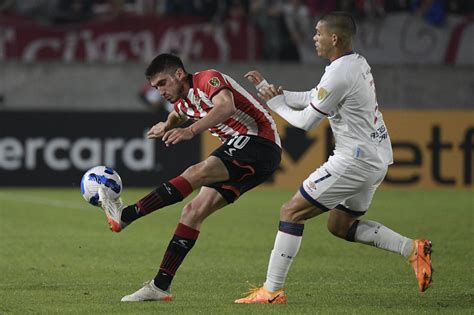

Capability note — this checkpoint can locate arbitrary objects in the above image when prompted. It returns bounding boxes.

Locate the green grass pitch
[0,188,472,314]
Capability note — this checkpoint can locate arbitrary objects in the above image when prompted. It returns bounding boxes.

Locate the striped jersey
[174,69,281,147]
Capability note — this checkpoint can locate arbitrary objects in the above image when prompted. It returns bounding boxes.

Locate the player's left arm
[259,85,324,130]
[162,89,236,146]
[282,89,315,109]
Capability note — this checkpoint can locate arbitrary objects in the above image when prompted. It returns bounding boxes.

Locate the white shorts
[300,155,388,214]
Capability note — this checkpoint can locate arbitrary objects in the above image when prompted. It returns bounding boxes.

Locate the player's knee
[181,199,209,223]
[280,201,303,222]
[181,202,194,219]
[279,201,291,219]
[181,201,201,222]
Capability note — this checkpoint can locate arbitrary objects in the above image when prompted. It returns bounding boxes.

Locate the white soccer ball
[80,166,122,206]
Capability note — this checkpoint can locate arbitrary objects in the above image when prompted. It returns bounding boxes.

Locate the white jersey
[309,53,393,168]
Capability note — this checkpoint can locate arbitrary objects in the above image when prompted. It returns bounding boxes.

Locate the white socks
[262,220,413,293]
[264,231,302,292]
[354,220,414,258]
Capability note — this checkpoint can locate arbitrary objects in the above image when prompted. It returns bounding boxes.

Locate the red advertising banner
[0,14,260,62]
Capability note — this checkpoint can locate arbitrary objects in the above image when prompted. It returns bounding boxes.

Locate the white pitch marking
[0,192,89,210]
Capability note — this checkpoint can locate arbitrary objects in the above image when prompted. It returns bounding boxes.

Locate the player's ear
[332,33,338,47]
[175,68,186,80]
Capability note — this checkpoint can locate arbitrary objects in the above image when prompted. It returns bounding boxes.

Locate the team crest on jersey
[208,77,221,88]
[318,87,328,100]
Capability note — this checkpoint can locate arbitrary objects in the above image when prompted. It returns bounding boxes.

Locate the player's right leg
[98,156,229,232]
[236,156,355,304]
[235,190,323,304]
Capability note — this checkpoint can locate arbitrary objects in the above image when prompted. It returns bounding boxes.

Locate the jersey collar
[328,51,355,65]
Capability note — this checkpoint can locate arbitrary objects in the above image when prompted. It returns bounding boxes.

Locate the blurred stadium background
[0,0,473,313]
[0,0,472,189]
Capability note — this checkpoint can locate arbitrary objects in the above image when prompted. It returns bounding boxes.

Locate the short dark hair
[145,53,186,78]
[319,11,357,45]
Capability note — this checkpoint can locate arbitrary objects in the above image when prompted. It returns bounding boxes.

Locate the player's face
[149,70,184,103]
[313,21,333,59]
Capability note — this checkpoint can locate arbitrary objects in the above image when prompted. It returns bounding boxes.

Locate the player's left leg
[327,208,414,257]
[323,161,412,255]
[326,173,432,292]
[121,187,228,302]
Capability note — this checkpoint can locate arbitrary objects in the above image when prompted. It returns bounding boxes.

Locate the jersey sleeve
[195,70,231,99]
[310,70,350,115]
[266,94,325,131]
[283,89,316,109]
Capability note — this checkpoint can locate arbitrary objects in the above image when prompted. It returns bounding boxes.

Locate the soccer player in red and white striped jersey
[98,53,282,302]
[173,68,280,145]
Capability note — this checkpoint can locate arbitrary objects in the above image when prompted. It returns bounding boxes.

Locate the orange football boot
[234,286,287,304]
[408,239,433,292]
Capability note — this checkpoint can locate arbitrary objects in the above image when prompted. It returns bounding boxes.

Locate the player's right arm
[259,69,349,131]
[147,110,187,139]
[245,70,312,109]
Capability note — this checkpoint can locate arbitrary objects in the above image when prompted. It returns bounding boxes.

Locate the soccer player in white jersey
[99,53,282,301]
[235,12,432,304]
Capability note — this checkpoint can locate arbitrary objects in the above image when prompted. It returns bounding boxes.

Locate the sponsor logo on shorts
[307,181,317,191]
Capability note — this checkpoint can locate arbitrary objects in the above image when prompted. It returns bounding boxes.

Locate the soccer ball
[80,166,122,206]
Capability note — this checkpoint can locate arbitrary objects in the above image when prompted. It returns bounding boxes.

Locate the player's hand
[258,84,283,101]
[147,122,168,139]
[162,127,194,146]
[244,70,265,86]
